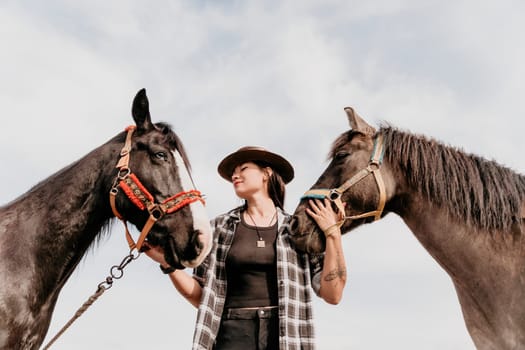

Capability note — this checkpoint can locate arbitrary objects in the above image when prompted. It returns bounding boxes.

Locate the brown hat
[217,146,295,184]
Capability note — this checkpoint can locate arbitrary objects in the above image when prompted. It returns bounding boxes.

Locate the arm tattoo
[324,251,346,282]
[324,267,346,282]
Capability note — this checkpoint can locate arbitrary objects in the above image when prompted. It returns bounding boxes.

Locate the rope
[41,250,140,349]
[41,286,106,350]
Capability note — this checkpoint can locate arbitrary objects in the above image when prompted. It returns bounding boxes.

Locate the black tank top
[224,214,278,308]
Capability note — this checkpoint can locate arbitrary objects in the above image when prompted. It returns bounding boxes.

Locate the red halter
[109,126,205,251]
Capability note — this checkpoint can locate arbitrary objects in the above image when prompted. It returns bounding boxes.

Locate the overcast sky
[1,1,524,349]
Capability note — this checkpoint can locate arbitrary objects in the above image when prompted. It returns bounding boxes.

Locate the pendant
[257,239,266,248]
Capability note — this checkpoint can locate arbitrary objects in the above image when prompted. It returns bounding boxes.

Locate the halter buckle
[328,189,342,201]
[148,204,165,220]
[368,162,380,171]
[118,167,131,179]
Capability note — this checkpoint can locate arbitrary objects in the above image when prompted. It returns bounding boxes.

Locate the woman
[145,146,346,350]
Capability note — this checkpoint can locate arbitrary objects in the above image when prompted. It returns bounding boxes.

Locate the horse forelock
[381,125,525,232]
[154,122,192,172]
[328,131,353,161]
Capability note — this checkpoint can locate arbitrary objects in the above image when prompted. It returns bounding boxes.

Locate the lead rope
[41,249,140,349]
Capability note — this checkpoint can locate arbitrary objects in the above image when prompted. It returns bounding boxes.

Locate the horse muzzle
[289,214,326,254]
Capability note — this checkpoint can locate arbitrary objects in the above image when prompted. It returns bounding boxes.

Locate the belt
[223,306,279,320]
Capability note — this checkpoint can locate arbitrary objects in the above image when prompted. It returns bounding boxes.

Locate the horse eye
[335,151,349,160]
[154,152,168,161]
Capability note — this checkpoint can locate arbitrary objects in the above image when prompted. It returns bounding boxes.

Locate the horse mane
[380,125,525,231]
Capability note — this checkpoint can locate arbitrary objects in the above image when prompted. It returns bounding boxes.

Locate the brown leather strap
[331,198,346,227]
[115,126,135,169]
[123,220,136,250]
[345,169,385,221]
[373,168,386,220]
[111,126,157,251]
[135,215,157,250]
[110,190,123,219]
[337,167,372,194]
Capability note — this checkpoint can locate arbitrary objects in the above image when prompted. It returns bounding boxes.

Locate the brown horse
[0,89,212,350]
[291,107,525,350]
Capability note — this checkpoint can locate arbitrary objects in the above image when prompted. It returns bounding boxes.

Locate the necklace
[246,210,277,248]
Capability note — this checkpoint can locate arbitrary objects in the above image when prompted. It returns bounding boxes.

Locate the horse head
[291,107,395,254]
[111,89,212,268]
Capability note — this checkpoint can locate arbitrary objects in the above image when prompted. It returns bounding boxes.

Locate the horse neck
[394,196,480,265]
[11,141,120,293]
[396,192,525,347]
[392,187,520,272]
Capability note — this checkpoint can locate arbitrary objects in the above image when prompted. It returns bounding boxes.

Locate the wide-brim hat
[218,146,295,184]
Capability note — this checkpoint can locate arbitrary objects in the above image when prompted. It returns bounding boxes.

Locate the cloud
[2,1,524,349]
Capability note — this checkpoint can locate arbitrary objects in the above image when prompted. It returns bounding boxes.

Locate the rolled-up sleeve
[308,253,325,296]
[192,255,209,287]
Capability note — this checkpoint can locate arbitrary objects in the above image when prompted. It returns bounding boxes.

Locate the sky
[1,0,524,349]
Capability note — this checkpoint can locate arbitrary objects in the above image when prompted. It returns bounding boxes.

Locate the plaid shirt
[191,206,324,350]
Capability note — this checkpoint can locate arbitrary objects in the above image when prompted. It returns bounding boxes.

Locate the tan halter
[302,134,387,227]
[109,126,205,251]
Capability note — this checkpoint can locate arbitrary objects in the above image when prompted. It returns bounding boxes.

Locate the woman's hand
[305,198,343,237]
[307,198,347,304]
[142,242,203,307]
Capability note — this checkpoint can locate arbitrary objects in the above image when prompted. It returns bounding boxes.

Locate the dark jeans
[214,306,279,350]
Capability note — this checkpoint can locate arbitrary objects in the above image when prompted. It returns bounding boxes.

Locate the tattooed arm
[306,198,347,305]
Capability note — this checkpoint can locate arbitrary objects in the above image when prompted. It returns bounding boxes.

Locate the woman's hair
[245,160,286,209]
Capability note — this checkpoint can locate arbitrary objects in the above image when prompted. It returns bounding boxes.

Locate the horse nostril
[192,230,203,253]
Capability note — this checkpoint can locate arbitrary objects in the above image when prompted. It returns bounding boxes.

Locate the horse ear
[344,107,376,136]
[132,88,154,131]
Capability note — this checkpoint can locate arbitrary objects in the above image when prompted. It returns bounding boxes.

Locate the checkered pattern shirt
[191,206,324,350]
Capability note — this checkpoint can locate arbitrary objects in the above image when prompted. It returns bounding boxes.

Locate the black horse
[0,89,212,350]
